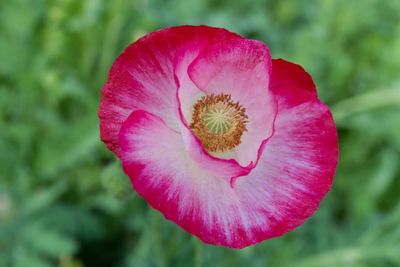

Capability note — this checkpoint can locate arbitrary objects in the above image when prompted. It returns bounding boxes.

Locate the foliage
[1,0,400,266]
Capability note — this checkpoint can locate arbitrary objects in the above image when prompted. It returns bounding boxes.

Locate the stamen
[190,93,248,152]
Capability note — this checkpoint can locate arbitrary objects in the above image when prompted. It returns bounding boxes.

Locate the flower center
[190,93,248,152]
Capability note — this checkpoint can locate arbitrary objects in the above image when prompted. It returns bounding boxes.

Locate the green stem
[192,237,203,267]
[150,210,166,267]
[331,86,400,123]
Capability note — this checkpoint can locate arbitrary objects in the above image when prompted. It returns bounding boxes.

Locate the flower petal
[119,84,338,249]
[174,39,253,180]
[99,25,240,155]
[271,58,317,95]
[230,63,338,243]
[186,39,277,167]
[119,110,265,248]
[119,110,276,248]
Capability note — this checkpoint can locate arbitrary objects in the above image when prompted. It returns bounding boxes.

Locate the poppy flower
[99,25,338,248]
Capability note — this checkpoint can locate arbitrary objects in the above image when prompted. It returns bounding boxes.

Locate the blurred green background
[1,0,400,266]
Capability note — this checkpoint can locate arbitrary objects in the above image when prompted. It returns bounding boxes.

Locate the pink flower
[99,25,338,248]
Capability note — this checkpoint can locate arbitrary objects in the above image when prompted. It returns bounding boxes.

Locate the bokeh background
[1,0,400,266]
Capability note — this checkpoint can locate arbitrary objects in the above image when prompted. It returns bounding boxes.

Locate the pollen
[190,93,248,152]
